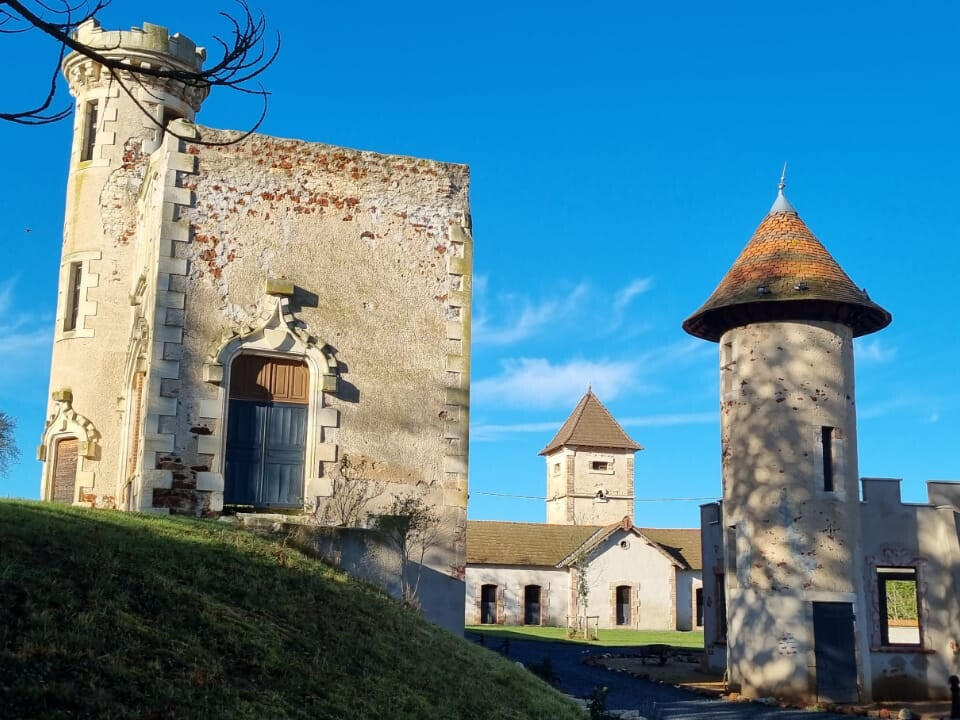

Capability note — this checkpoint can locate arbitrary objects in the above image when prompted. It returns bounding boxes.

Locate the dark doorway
[225,355,308,508]
[695,587,704,627]
[52,437,78,503]
[616,585,631,626]
[524,585,541,625]
[480,584,498,624]
[813,602,859,703]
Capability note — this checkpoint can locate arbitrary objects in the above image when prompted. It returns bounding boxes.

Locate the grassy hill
[0,501,583,720]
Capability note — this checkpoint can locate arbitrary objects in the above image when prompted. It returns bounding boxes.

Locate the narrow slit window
[877,567,921,646]
[552,462,560,476]
[80,100,99,162]
[821,426,835,492]
[64,262,83,332]
[716,574,727,642]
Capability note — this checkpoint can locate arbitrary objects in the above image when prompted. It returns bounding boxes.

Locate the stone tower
[683,179,891,702]
[38,20,207,506]
[540,390,642,525]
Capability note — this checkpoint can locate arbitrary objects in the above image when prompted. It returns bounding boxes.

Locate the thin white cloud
[472,357,637,409]
[473,283,588,346]
[471,411,716,441]
[614,277,654,309]
[855,338,897,365]
[0,278,53,390]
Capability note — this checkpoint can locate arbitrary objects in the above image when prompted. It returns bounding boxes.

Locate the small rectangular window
[80,100,99,161]
[878,567,921,646]
[552,463,560,476]
[64,262,83,332]
[821,426,835,492]
[590,461,610,471]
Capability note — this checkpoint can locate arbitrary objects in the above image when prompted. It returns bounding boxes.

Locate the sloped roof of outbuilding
[682,186,891,342]
[539,391,642,455]
[466,519,701,570]
[640,528,702,570]
[465,521,600,566]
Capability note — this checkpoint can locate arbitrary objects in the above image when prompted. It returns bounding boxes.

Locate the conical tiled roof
[683,188,891,342]
[539,391,642,455]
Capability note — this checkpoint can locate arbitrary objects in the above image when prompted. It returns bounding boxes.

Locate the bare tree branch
[0,0,279,144]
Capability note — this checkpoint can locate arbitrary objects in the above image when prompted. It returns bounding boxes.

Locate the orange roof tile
[683,193,891,342]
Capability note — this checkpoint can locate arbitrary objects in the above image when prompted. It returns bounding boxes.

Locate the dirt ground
[597,656,725,695]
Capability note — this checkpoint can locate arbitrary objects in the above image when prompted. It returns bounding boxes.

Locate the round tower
[683,176,890,703]
[39,20,206,508]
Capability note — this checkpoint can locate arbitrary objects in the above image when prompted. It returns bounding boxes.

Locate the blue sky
[1,1,958,527]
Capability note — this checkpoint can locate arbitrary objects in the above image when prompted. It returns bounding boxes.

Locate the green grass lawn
[466,625,705,648]
[0,500,584,720]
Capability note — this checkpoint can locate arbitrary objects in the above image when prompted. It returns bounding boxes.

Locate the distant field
[466,625,705,648]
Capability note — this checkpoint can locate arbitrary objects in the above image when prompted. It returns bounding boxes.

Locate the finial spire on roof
[769,162,796,215]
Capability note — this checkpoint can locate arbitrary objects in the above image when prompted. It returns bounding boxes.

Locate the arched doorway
[224,354,308,509]
[524,585,542,625]
[480,584,498,624]
[51,437,78,503]
[616,585,632,626]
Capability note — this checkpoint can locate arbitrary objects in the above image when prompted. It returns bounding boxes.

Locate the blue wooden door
[225,399,306,508]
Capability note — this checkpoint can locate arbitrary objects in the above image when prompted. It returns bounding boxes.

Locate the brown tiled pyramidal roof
[539,390,642,455]
[683,186,891,342]
[640,528,702,570]
[465,521,601,566]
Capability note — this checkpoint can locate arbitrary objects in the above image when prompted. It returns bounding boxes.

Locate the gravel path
[466,633,851,720]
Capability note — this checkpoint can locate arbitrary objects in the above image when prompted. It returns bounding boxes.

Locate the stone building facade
[690,182,960,702]
[465,392,702,630]
[37,20,471,630]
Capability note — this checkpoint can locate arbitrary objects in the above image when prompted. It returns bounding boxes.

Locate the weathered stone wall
[464,564,569,626]
[40,22,205,509]
[583,529,678,630]
[719,320,870,701]
[544,446,634,524]
[860,478,960,700]
[676,569,702,632]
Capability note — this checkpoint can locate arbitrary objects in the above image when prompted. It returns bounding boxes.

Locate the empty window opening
[821,426,835,492]
[591,461,610,472]
[878,567,921,646]
[64,262,83,332]
[80,100,99,162]
[480,584,498,625]
[720,342,734,395]
[716,574,727,642]
[615,585,631,626]
[725,527,738,579]
[552,462,560,476]
[523,585,542,625]
[162,107,184,129]
[695,587,704,627]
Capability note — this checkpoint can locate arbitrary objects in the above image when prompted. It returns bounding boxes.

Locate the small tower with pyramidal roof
[540,389,642,525]
[683,171,890,703]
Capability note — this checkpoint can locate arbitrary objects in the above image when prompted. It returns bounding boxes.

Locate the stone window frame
[866,548,931,653]
[588,455,615,475]
[37,391,100,504]
[55,250,100,341]
[68,83,116,170]
[199,294,340,511]
[609,582,640,628]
